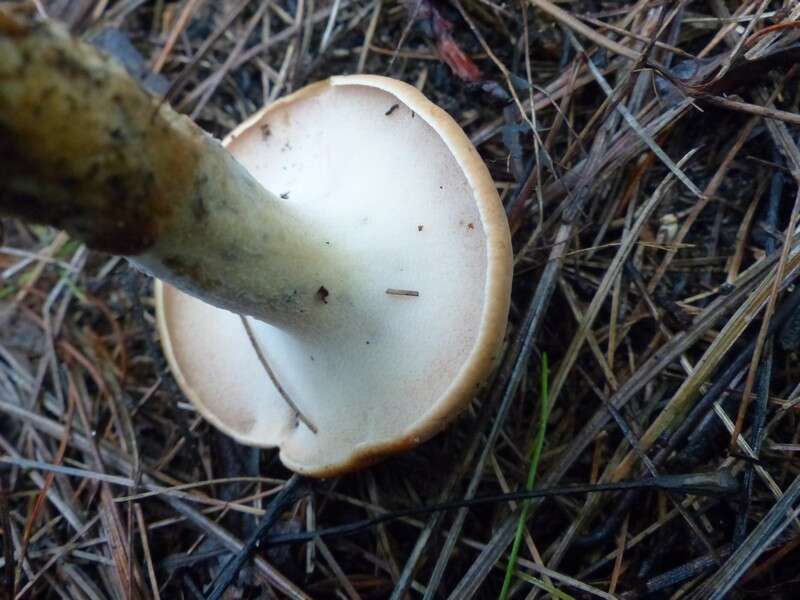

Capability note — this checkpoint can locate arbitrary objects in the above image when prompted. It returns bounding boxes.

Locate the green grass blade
[499,353,551,599]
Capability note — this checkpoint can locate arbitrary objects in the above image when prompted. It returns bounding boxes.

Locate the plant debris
[3,0,800,598]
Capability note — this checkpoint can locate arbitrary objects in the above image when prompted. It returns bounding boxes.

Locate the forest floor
[2,0,800,598]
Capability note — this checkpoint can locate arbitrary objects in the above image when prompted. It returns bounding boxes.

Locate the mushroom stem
[0,8,336,327]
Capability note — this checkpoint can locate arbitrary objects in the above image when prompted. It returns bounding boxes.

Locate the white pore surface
[161,80,492,474]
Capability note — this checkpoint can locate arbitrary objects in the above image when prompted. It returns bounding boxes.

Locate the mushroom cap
[155,75,512,477]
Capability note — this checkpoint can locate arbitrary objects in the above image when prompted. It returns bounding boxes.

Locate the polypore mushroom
[0,9,512,476]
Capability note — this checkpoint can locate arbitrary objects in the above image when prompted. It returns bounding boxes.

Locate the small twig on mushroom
[385,288,420,297]
[239,316,319,434]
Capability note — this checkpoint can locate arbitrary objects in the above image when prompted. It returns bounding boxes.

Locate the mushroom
[0,10,512,476]
[157,76,513,476]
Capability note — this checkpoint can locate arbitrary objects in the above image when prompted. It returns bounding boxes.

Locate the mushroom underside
[157,77,511,476]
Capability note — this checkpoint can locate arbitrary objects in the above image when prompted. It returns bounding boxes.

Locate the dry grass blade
[529,0,640,61]
[0,457,133,488]
[703,95,800,127]
[151,0,206,73]
[133,505,160,600]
